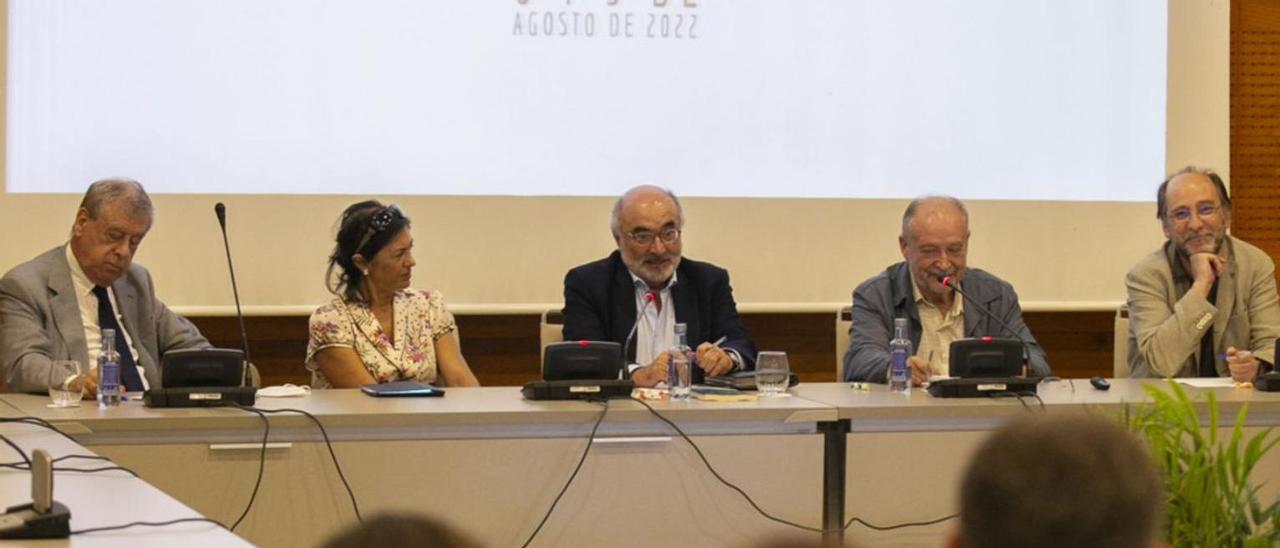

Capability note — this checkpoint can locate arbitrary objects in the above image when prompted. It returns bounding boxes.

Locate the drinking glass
[47,360,83,407]
[755,351,790,396]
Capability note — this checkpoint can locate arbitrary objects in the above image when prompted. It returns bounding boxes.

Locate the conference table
[0,388,836,547]
[2,379,1278,547]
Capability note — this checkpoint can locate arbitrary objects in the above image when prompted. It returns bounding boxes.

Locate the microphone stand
[939,275,1034,375]
[622,293,655,378]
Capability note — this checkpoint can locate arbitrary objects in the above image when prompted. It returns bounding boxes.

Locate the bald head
[901,196,968,241]
[612,185,684,289]
[899,196,970,304]
[611,185,683,237]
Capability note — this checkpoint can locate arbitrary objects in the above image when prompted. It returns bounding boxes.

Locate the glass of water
[47,360,83,407]
[755,351,790,396]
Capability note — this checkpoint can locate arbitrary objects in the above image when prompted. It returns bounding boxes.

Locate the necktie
[92,286,144,391]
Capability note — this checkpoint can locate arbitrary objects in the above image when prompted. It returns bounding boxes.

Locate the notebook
[360,381,445,397]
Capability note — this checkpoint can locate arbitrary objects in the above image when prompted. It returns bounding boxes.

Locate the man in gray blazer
[0,178,210,396]
[843,196,1050,384]
[1126,166,1280,380]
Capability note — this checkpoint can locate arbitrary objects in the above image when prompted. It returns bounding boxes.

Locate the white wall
[0,0,1228,315]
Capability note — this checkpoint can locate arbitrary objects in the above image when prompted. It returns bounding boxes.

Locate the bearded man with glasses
[562,185,756,387]
[1125,166,1280,380]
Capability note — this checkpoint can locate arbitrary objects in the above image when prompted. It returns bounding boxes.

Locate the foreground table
[0,406,247,547]
[2,387,836,547]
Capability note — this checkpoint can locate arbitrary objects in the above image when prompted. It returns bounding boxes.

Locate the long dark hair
[325,200,412,303]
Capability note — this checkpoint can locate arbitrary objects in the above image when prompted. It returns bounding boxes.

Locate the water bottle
[98,328,122,407]
[669,323,693,400]
[889,318,912,393]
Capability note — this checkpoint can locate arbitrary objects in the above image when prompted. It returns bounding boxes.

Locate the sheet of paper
[1175,378,1239,388]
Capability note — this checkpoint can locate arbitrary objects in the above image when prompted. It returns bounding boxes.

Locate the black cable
[72,517,226,535]
[226,404,363,524]
[629,396,826,534]
[844,513,958,531]
[1,416,228,535]
[228,405,270,531]
[0,417,84,444]
[632,397,958,534]
[0,433,32,467]
[520,399,609,548]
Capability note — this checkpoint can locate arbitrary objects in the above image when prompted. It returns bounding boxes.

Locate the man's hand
[695,343,735,377]
[69,367,100,399]
[1225,346,1259,383]
[630,352,671,388]
[1188,253,1226,297]
[908,356,930,387]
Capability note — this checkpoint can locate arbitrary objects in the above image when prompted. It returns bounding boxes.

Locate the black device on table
[144,348,257,407]
[522,341,634,400]
[927,337,1040,398]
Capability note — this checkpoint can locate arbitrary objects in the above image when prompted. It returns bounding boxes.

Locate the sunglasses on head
[354,204,404,257]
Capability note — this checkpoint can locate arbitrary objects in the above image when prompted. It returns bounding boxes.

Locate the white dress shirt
[628,271,677,373]
[65,245,149,390]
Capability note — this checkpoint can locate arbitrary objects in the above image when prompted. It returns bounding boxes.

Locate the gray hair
[79,177,153,221]
[610,185,684,236]
[901,195,968,238]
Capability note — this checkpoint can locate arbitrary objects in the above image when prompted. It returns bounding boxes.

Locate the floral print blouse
[306,289,457,388]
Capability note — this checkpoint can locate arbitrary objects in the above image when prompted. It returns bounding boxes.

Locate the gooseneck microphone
[215,203,253,387]
[938,274,1035,365]
[622,292,656,373]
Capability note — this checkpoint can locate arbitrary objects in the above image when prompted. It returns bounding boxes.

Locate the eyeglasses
[1168,203,1221,225]
[624,227,681,246]
[354,204,404,256]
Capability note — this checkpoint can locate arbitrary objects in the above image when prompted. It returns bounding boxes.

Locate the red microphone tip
[578,340,590,347]
[981,336,993,342]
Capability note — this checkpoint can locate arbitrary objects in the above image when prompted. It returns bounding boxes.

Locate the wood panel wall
[1233,2,1280,255]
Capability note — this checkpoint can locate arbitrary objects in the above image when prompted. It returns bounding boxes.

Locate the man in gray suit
[0,178,210,396]
[1126,166,1280,380]
[843,196,1050,383]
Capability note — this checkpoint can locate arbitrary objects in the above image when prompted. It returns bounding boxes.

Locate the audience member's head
[611,184,684,289]
[899,195,969,304]
[69,177,154,287]
[950,414,1163,548]
[321,512,479,548]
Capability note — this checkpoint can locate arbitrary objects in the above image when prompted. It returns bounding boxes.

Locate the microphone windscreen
[214,202,227,227]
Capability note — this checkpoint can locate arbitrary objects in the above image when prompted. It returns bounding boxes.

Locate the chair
[835,305,853,381]
[539,309,564,373]
[1113,304,1129,379]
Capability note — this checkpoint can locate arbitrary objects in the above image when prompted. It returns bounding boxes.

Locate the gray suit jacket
[0,246,210,393]
[842,262,1051,382]
[1125,236,1280,378]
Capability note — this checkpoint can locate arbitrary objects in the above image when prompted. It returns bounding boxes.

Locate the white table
[2,388,837,547]
[0,405,248,547]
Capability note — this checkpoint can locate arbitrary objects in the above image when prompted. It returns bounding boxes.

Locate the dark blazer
[562,251,756,383]
[0,246,211,392]
[843,261,1050,382]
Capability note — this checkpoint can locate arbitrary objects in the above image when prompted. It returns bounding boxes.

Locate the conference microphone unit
[215,202,255,389]
[147,204,258,408]
[1258,340,1280,392]
[930,274,1039,398]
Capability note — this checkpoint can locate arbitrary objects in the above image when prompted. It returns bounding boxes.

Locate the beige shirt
[913,282,965,377]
